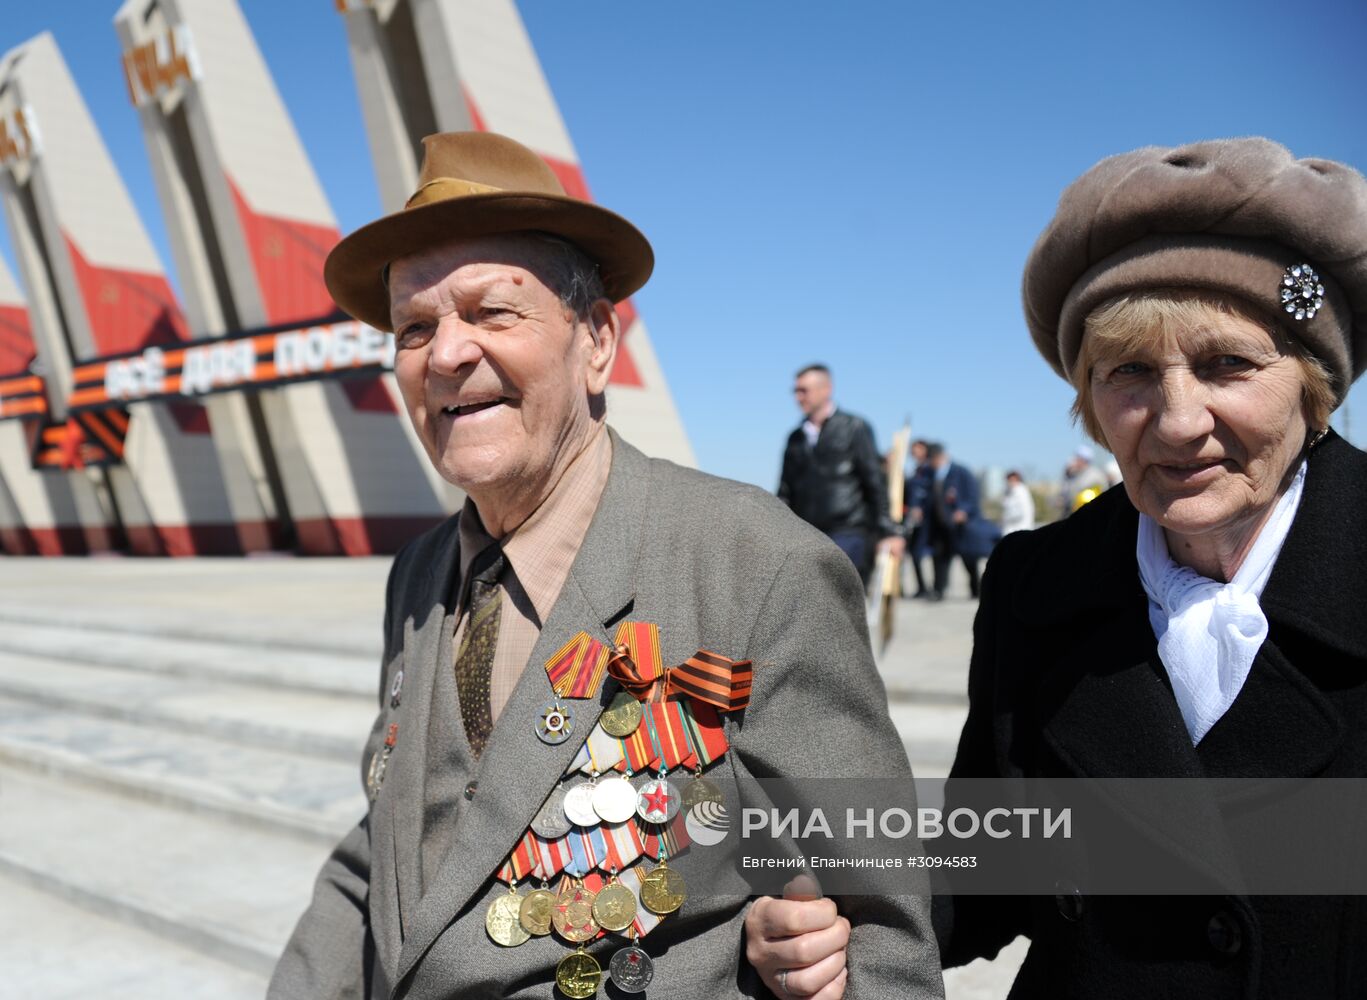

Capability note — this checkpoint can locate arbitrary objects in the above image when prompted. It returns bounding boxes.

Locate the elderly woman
[744,138,1367,998]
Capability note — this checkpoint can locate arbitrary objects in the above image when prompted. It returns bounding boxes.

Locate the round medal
[591,881,638,932]
[389,669,404,708]
[531,784,572,839]
[552,882,600,943]
[591,774,638,824]
[636,778,679,824]
[685,799,730,847]
[680,775,724,811]
[518,887,556,936]
[640,861,687,915]
[485,891,530,947]
[562,782,600,827]
[555,948,602,999]
[609,945,655,993]
[599,691,643,738]
[536,700,574,745]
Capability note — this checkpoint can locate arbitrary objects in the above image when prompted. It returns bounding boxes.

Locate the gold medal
[485,888,530,947]
[591,879,638,933]
[518,887,556,936]
[600,691,643,738]
[552,878,600,943]
[680,775,724,811]
[640,859,686,915]
[556,945,602,999]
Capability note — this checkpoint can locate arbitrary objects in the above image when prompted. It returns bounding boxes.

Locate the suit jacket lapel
[1013,488,1241,887]
[385,520,464,955]
[394,430,653,986]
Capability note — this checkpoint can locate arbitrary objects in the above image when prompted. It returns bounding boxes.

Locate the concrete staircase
[0,557,1006,998]
[0,560,388,999]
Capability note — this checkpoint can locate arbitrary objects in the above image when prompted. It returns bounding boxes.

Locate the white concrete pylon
[0,240,102,555]
[338,0,694,467]
[0,33,245,556]
[115,0,449,555]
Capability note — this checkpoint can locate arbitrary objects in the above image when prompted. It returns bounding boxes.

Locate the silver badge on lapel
[389,669,405,708]
[536,700,574,745]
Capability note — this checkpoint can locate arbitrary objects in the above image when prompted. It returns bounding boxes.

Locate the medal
[591,878,638,933]
[685,798,729,847]
[366,723,399,803]
[532,785,573,839]
[563,781,600,827]
[555,945,602,999]
[485,887,530,947]
[518,886,556,936]
[536,700,574,745]
[389,669,404,708]
[591,774,638,824]
[600,691,643,738]
[640,859,686,915]
[680,775,724,811]
[552,878,600,943]
[636,778,679,824]
[609,944,655,993]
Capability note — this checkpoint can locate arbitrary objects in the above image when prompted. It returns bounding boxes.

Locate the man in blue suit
[911,443,984,600]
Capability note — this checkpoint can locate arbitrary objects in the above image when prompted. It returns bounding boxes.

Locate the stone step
[0,649,373,762]
[0,695,365,843]
[0,764,331,978]
[0,873,269,999]
[0,617,377,699]
[0,555,390,658]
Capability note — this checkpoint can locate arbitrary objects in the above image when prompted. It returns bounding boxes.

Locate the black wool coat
[933,430,1367,999]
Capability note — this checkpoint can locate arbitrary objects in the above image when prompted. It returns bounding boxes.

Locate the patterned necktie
[455,544,505,758]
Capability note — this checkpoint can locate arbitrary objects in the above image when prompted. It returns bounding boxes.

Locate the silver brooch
[1281,263,1325,321]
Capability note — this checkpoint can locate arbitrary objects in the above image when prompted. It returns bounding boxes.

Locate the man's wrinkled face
[387,236,604,498]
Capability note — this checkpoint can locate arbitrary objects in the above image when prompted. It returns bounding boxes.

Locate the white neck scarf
[1136,461,1307,745]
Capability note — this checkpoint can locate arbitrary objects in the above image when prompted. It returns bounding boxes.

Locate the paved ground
[0,555,1023,997]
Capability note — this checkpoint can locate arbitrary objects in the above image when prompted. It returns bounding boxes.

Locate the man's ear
[584,298,621,395]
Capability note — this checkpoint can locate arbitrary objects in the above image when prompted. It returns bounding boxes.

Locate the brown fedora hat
[324,131,654,331]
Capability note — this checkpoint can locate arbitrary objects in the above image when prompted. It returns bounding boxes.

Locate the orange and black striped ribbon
[669,651,753,713]
[604,623,753,714]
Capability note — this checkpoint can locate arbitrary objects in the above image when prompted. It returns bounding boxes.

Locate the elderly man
[267,132,941,999]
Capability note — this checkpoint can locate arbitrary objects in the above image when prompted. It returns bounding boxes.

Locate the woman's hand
[744,879,850,998]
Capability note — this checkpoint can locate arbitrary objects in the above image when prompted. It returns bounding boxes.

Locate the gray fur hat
[1022,137,1367,404]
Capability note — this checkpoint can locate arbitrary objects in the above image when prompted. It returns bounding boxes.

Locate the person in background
[999,469,1035,534]
[777,364,904,584]
[1060,443,1111,514]
[904,438,933,597]
[910,443,983,600]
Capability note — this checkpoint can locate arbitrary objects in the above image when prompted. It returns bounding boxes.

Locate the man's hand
[909,507,924,525]
[745,878,849,998]
[953,510,967,525]
[878,535,906,559]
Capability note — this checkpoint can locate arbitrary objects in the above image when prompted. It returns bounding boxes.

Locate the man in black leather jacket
[777,364,903,584]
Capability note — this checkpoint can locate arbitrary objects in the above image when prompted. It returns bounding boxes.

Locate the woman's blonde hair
[1070,289,1336,449]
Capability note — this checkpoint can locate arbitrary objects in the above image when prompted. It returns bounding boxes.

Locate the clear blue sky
[3,0,1366,488]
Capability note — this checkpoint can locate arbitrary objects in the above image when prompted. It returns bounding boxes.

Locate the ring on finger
[778,968,789,996]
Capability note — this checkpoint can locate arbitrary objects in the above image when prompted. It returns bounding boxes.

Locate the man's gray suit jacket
[268,429,943,999]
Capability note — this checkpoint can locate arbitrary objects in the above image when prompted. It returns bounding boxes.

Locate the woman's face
[1089,308,1308,542]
